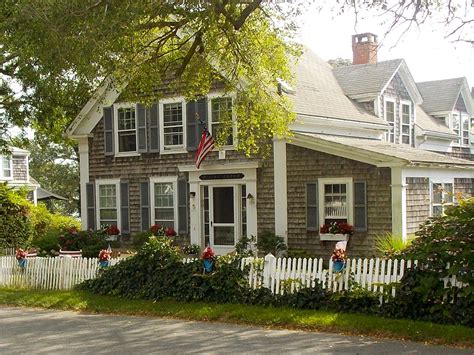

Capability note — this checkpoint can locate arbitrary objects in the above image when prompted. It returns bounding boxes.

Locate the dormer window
[0,156,12,179]
[115,105,137,153]
[400,102,411,145]
[452,112,471,146]
[384,99,395,143]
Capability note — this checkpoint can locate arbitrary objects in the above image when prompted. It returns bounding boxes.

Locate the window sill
[320,233,349,241]
[160,149,188,155]
[114,152,141,158]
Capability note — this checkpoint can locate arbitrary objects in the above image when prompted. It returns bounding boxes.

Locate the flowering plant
[150,224,177,237]
[202,246,215,260]
[98,249,111,262]
[331,247,347,262]
[15,248,27,260]
[320,221,354,236]
[106,225,120,236]
[182,244,200,255]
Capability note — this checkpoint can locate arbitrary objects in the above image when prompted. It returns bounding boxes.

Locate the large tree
[0,1,472,155]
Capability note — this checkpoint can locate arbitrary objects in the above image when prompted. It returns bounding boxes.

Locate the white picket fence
[0,256,119,290]
[242,254,464,298]
[0,255,463,295]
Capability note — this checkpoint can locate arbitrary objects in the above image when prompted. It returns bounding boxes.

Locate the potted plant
[105,225,120,241]
[331,241,347,272]
[202,246,215,273]
[319,221,353,241]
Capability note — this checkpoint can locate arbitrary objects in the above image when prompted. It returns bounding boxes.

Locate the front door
[202,185,240,254]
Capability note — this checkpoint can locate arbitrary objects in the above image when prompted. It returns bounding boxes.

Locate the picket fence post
[263,253,276,289]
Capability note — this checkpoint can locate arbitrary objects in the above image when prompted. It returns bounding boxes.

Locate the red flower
[106,225,120,236]
[150,224,161,235]
[165,227,177,237]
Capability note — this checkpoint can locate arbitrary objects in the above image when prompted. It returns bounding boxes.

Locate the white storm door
[209,185,237,251]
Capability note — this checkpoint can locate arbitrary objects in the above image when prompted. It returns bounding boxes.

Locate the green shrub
[374,233,411,258]
[256,230,286,255]
[33,228,61,256]
[132,231,153,248]
[58,228,115,258]
[287,249,316,259]
[0,183,34,249]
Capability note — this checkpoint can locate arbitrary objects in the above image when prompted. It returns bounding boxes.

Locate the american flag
[195,128,215,169]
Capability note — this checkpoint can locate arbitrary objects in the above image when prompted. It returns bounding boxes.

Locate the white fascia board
[345,92,378,101]
[380,61,422,105]
[416,128,457,140]
[402,167,474,179]
[178,161,261,172]
[290,134,404,167]
[66,77,122,138]
[460,80,474,116]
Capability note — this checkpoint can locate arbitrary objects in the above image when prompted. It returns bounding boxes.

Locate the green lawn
[0,287,472,348]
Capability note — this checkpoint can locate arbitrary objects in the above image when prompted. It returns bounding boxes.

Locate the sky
[296,3,474,88]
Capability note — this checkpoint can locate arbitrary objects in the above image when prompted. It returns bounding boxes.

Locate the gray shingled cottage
[66,33,474,258]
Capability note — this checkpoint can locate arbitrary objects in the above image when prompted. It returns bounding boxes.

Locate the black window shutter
[148,103,160,153]
[85,183,96,230]
[137,104,147,153]
[140,181,150,231]
[306,182,318,231]
[178,178,189,235]
[187,98,207,151]
[120,182,130,234]
[354,181,367,232]
[103,106,114,156]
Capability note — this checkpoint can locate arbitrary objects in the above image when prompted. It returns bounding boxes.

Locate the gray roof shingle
[417,78,464,113]
[332,59,403,97]
[415,106,455,136]
[292,49,385,125]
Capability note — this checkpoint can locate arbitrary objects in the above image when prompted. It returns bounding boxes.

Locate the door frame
[183,163,259,255]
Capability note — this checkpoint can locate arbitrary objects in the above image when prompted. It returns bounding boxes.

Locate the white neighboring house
[1,147,66,205]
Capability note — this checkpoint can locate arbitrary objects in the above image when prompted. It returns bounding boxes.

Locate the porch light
[189,191,196,198]
[246,193,255,203]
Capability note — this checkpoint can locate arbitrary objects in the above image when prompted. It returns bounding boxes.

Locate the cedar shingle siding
[405,177,430,235]
[286,144,391,258]
[88,117,273,242]
[454,178,474,197]
[12,156,28,181]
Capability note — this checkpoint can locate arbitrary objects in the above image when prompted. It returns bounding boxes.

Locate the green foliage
[287,249,316,259]
[33,229,61,257]
[30,203,80,240]
[329,284,380,314]
[1,1,299,156]
[235,235,256,257]
[374,233,411,258]
[58,228,115,258]
[0,183,34,248]
[181,244,201,255]
[256,231,287,255]
[132,231,153,249]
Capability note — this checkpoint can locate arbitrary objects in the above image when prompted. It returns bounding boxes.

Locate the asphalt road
[0,307,471,354]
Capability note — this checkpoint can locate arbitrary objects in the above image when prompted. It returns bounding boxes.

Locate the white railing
[0,255,464,296]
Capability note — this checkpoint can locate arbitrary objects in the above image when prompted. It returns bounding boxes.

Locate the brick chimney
[352,33,378,65]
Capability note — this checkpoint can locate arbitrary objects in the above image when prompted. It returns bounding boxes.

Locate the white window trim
[399,100,411,145]
[114,103,139,157]
[95,179,121,229]
[318,177,353,227]
[159,97,187,154]
[207,92,237,150]
[150,176,179,229]
[429,178,454,217]
[461,112,471,146]
[384,97,396,143]
[0,156,13,180]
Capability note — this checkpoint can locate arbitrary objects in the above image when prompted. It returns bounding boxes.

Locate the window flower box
[320,233,349,241]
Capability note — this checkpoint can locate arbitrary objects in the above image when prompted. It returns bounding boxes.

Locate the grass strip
[0,287,472,348]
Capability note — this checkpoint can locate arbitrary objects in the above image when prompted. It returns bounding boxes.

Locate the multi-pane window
[401,103,410,145]
[241,185,247,237]
[461,114,470,146]
[117,107,137,152]
[453,113,461,144]
[211,97,233,146]
[385,101,395,143]
[322,183,348,224]
[154,182,175,228]
[163,102,184,149]
[431,182,454,216]
[98,184,118,227]
[0,157,12,179]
